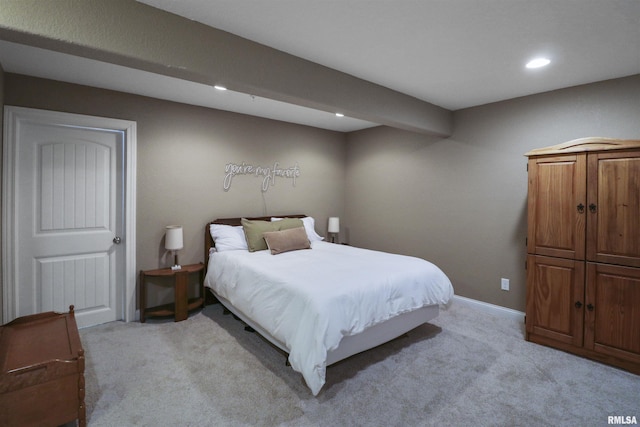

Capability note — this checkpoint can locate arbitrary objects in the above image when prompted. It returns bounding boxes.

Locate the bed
[203,215,454,395]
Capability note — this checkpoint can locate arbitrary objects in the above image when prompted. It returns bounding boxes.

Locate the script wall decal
[223,161,301,192]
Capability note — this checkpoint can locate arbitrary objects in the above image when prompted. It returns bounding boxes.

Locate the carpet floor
[78,301,640,426]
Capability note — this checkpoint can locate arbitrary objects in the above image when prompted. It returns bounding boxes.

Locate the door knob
[113,236,122,244]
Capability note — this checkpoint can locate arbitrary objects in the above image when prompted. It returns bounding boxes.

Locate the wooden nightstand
[140,263,205,322]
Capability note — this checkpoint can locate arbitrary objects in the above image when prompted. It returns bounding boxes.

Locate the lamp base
[170,253,181,270]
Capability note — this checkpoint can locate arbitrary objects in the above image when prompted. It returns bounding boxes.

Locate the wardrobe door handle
[577,204,585,213]
[589,203,597,213]
[575,301,583,309]
[587,303,594,311]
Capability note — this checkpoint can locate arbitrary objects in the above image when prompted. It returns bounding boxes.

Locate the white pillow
[271,216,324,242]
[209,224,248,251]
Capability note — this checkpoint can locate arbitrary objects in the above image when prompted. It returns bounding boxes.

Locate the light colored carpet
[79,301,639,426]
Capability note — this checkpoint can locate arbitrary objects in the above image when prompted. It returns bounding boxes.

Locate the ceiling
[0,39,376,132]
[1,0,639,132]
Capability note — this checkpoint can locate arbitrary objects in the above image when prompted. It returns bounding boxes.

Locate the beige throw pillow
[273,217,304,231]
[263,227,311,255]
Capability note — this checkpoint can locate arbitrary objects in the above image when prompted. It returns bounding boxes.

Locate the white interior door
[3,107,137,328]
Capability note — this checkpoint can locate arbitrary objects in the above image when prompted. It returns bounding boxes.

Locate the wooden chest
[0,306,85,427]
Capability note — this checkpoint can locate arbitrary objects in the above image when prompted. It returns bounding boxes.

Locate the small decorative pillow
[263,227,311,255]
[210,224,248,251]
[273,217,304,231]
[271,217,324,242]
[241,218,280,252]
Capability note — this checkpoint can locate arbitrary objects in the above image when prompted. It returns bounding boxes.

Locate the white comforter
[205,241,453,395]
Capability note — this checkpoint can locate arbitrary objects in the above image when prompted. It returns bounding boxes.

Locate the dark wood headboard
[204,214,306,273]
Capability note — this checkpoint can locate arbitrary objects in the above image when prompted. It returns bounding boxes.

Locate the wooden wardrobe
[525,137,640,375]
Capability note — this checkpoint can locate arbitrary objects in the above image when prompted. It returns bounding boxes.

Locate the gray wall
[3,72,639,315]
[2,74,346,308]
[345,75,640,312]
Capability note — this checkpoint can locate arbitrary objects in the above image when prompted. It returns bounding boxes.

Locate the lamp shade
[328,217,340,234]
[165,226,184,251]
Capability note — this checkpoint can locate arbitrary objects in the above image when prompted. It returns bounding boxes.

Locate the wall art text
[223,161,301,192]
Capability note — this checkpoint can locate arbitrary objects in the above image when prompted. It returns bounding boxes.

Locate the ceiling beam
[0,0,452,135]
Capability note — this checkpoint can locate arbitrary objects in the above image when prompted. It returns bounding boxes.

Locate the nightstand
[139,263,205,322]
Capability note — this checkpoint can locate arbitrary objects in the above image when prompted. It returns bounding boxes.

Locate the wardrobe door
[527,154,587,260]
[587,151,640,267]
[585,263,640,365]
[526,255,585,347]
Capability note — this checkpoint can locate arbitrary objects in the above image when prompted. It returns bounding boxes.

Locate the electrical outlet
[501,278,510,291]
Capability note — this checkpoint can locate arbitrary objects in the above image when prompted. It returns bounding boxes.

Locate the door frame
[2,106,137,324]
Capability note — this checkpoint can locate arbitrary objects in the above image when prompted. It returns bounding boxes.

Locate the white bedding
[204,241,454,395]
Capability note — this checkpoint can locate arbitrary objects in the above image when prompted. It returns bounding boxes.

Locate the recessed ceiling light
[526,58,551,69]
[335,113,344,117]
[214,85,227,91]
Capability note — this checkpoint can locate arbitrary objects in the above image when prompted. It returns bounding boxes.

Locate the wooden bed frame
[203,215,440,366]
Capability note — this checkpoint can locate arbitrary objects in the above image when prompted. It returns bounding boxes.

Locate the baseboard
[453,295,525,323]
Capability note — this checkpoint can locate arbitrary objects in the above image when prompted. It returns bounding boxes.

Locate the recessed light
[214,85,227,91]
[335,113,344,117]
[526,58,551,69]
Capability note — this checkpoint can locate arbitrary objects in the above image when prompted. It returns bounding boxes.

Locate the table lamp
[165,225,183,270]
[328,217,340,243]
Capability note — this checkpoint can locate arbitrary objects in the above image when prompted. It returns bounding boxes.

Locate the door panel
[40,141,109,231]
[587,152,640,267]
[526,255,585,346]
[585,263,640,364]
[37,253,112,323]
[527,155,586,260]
